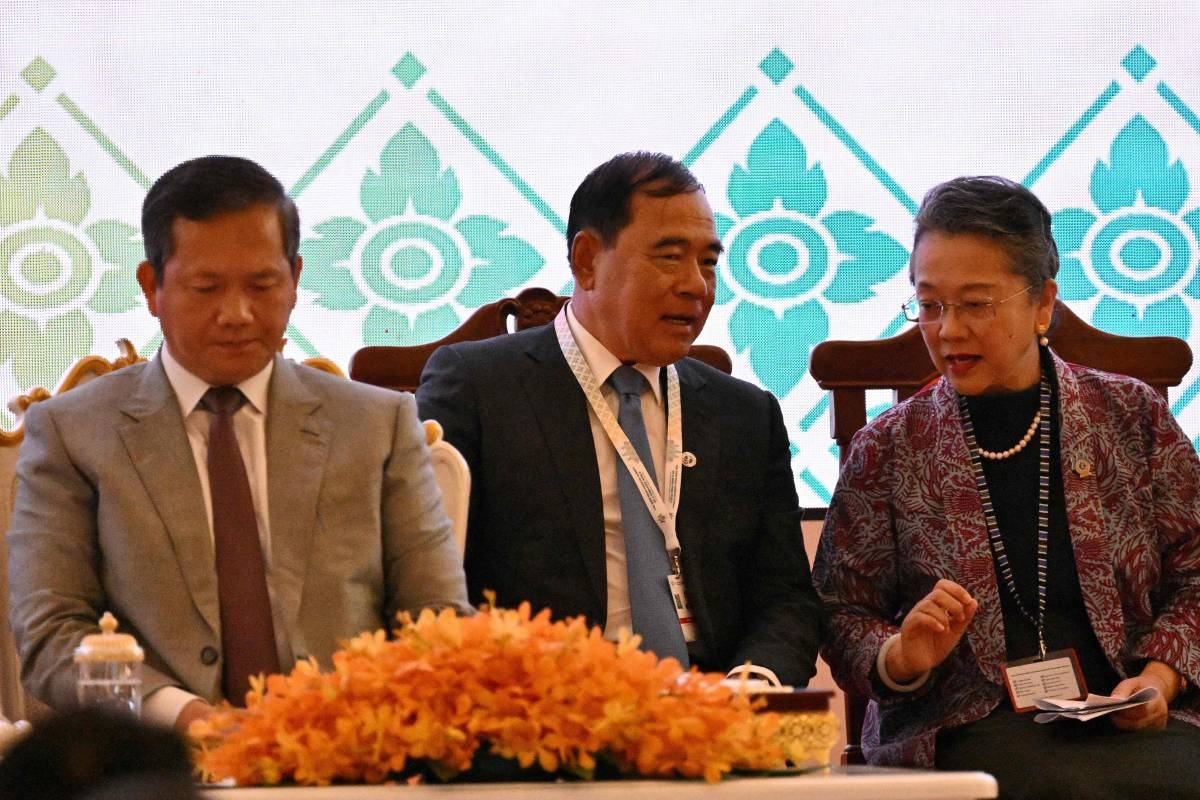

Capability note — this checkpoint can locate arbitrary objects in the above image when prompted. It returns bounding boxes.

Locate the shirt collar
[160,344,274,416]
[564,303,662,406]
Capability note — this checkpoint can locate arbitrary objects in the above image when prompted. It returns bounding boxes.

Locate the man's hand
[886,578,978,683]
[174,698,215,736]
[1110,660,1180,732]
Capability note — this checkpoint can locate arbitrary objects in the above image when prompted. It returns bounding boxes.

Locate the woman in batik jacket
[813,176,1200,799]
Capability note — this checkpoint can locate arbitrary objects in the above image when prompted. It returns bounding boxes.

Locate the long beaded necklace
[959,374,1053,659]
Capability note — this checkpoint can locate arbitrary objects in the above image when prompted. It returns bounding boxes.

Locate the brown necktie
[201,386,279,705]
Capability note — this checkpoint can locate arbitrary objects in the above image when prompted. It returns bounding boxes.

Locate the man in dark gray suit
[10,156,469,733]
[418,152,820,686]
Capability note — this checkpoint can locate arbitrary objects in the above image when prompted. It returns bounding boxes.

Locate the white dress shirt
[564,305,666,640]
[144,346,291,725]
[562,306,780,687]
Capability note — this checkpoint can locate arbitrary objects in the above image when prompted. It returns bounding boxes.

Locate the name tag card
[667,573,697,642]
[1003,649,1087,712]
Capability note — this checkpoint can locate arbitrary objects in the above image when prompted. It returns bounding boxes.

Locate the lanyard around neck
[959,375,1053,660]
[555,312,684,553]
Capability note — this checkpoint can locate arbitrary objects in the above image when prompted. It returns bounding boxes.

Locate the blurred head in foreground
[0,709,197,800]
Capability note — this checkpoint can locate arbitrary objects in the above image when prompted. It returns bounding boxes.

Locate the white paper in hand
[1033,687,1159,723]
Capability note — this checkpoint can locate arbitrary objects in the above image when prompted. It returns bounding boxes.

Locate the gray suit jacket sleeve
[9,398,180,706]
[377,389,473,622]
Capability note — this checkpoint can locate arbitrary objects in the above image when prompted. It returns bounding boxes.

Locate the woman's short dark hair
[566,152,703,262]
[911,176,1059,291]
[141,155,300,283]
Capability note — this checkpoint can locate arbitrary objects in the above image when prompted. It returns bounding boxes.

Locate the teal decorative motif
[0,128,141,389]
[1052,115,1200,338]
[300,124,542,345]
[714,120,907,396]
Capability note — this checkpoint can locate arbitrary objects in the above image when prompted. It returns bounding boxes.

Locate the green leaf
[361,124,461,224]
[454,215,543,306]
[298,216,368,311]
[362,304,460,346]
[0,128,90,226]
[729,299,827,397]
[821,211,907,303]
[1093,295,1190,339]
[85,219,143,313]
[713,213,736,305]
[2,309,94,390]
[1052,208,1099,301]
[728,120,826,218]
[1185,209,1200,298]
[1090,116,1188,215]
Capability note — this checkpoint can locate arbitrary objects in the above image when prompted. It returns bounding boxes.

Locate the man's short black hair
[141,155,299,283]
[566,151,703,261]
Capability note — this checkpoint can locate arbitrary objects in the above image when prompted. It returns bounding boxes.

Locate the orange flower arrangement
[191,603,785,786]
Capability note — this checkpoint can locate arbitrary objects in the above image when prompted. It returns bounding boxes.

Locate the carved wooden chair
[350,286,733,392]
[808,299,1194,764]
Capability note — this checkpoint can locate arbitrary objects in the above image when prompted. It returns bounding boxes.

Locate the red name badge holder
[1003,648,1087,713]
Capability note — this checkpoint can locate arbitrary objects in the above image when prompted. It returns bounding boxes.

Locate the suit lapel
[117,359,220,635]
[673,362,719,649]
[264,356,330,641]
[518,328,608,615]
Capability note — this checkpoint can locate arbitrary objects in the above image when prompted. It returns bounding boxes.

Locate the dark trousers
[936,707,1200,799]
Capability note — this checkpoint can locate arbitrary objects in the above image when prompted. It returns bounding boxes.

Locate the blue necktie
[608,365,689,666]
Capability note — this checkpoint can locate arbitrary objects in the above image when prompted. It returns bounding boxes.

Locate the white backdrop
[3,1,1199,506]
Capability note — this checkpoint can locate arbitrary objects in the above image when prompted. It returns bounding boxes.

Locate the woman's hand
[1110,660,1180,732]
[886,579,978,683]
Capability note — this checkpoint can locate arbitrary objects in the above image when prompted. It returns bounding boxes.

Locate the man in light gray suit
[9,156,469,733]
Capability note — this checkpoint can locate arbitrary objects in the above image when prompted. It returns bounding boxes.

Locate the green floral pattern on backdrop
[3,41,1200,502]
[713,121,908,397]
[299,124,543,345]
[0,128,141,390]
[1052,116,1200,339]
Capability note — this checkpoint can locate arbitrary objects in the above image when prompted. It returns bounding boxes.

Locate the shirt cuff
[143,685,202,729]
[725,664,783,687]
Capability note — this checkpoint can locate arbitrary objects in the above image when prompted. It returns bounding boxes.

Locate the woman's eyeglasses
[902,285,1035,326]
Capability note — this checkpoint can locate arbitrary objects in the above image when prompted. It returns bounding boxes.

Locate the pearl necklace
[974,409,1041,460]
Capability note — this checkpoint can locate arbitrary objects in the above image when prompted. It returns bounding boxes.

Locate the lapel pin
[1073,458,1094,479]
[681,452,697,468]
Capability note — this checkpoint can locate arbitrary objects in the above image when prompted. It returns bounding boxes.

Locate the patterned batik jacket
[813,352,1200,767]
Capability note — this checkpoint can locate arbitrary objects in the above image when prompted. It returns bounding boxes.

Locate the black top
[963,367,1120,701]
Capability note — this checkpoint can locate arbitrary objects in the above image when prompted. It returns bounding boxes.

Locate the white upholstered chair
[422,419,470,556]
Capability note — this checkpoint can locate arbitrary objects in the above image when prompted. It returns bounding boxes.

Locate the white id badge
[667,573,697,642]
[1003,649,1087,712]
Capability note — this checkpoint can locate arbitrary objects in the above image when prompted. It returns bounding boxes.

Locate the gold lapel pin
[1072,458,1094,479]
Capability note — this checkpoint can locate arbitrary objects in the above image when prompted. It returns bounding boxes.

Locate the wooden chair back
[808,299,1193,764]
[350,287,733,391]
